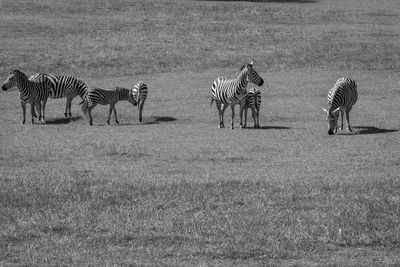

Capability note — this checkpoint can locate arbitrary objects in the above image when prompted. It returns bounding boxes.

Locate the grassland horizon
[1,0,400,266]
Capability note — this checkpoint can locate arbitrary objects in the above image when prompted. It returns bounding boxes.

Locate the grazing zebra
[241,88,261,129]
[322,77,358,135]
[29,73,88,117]
[132,81,148,123]
[2,69,51,124]
[80,86,137,125]
[210,61,264,129]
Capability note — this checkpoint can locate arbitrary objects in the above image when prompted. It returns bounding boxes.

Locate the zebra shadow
[141,116,177,125]
[45,116,83,125]
[353,126,398,135]
[197,0,317,3]
[245,125,291,130]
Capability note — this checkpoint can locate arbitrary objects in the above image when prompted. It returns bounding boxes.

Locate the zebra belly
[229,94,247,105]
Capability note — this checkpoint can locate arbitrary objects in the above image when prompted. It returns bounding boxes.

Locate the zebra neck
[235,70,249,93]
[16,79,36,96]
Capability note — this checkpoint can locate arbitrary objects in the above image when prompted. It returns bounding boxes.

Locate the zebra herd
[1,69,148,126]
[1,60,357,135]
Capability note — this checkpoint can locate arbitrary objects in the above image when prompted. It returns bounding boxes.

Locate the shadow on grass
[142,116,177,125]
[195,0,317,3]
[246,125,291,130]
[353,126,398,135]
[45,116,83,125]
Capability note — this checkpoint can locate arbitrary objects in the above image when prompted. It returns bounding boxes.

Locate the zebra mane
[11,69,28,78]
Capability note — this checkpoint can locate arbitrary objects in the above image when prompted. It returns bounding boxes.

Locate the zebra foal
[322,77,358,135]
[210,61,264,129]
[241,88,261,128]
[2,69,51,124]
[29,73,88,117]
[80,86,137,125]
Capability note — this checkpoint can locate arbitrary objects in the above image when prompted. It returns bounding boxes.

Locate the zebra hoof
[64,113,68,118]
[115,120,119,124]
[107,120,110,125]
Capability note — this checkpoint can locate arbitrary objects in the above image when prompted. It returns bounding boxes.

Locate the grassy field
[1,0,400,265]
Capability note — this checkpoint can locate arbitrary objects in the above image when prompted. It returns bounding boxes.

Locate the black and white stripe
[241,88,261,129]
[132,81,148,123]
[210,61,264,129]
[323,77,358,135]
[2,69,51,124]
[80,86,137,125]
[29,73,88,117]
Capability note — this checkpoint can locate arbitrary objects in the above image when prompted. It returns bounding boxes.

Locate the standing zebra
[80,86,137,125]
[29,73,88,117]
[131,81,148,123]
[2,69,51,124]
[210,61,264,129]
[322,77,358,135]
[241,87,261,129]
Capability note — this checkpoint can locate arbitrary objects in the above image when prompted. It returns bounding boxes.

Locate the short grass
[1,0,400,265]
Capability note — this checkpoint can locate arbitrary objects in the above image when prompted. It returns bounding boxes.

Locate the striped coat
[2,69,51,124]
[80,86,137,125]
[241,88,261,128]
[323,77,358,135]
[29,73,88,117]
[210,61,264,129]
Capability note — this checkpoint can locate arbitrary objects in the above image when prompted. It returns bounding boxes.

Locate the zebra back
[328,77,358,113]
[30,74,88,99]
[132,81,148,107]
[3,70,51,102]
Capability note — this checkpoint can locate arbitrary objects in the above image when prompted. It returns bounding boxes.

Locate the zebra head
[2,69,26,91]
[239,61,264,87]
[322,107,340,135]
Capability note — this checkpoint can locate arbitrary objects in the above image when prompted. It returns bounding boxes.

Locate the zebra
[29,73,88,117]
[241,87,261,129]
[2,69,51,124]
[80,86,137,125]
[210,61,264,129]
[131,81,148,123]
[322,77,358,135]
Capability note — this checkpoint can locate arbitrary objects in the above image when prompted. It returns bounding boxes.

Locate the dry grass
[1,0,400,265]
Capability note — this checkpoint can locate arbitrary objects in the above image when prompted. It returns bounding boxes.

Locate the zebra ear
[249,60,253,67]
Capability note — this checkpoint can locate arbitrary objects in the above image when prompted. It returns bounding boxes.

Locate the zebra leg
[243,106,248,128]
[139,105,143,123]
[107,105,113,124]
[88,107,93,126]
[35,102,42,121]
[21,102,26,125]
[65,96,73,117]
[216,101,225,128]
[30,103,36,124]
[251,108,257,128]
[255,108,260,128]
[239,102,246,129]
[230,105,235,129]
[41,99,47,122]
[340,109,344,130]
[345,108,352,132]
[114,106,119,124]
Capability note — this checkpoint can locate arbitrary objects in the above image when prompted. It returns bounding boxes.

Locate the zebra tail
[210,97,215,108]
